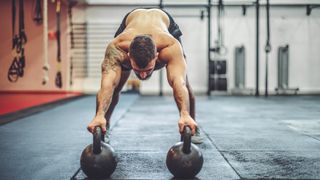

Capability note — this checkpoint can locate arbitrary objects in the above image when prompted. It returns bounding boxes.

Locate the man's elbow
[101,79,117,91]
[169,77,186,89]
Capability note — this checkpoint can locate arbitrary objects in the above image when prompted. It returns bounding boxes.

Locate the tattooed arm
[87,43,126,134]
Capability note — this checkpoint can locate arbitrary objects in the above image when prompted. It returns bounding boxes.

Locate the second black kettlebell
[80,127,117,178]
[166,126,204,178]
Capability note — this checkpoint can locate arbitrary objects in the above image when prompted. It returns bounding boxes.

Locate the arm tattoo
[96,44,125,117]
[101,44,125,74]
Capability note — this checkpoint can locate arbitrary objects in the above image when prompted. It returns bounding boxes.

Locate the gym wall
[80,4,320,95]
[222,6,320,94]
[0,0,70,92]
[2,1,318,95]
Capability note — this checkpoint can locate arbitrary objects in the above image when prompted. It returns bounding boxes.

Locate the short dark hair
[129,35,156,68]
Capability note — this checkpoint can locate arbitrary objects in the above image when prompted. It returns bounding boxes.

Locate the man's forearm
[96,87,115,118]
[172,80,190,116]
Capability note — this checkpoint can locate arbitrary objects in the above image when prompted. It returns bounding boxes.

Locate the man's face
[129,56,157,80]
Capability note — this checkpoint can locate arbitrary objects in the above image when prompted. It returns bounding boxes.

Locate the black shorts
[114,8,183,43]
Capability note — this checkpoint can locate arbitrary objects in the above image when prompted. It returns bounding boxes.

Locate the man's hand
[178,114,197,135]
[87,115,108,134]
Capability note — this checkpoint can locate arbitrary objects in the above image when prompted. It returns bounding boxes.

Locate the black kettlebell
[80,127,117,178]
[166,126,204,178]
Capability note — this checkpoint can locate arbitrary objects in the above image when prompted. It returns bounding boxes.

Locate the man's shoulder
[108,36,131,52]
[104,41,129,65]
[157,35,184,62]
[155,32,178,49]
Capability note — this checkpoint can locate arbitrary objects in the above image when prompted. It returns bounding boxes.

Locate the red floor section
[0,92,82,116]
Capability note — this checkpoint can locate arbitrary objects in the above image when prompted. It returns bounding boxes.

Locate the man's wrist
[180,110,189,117]
[96,112,105,118]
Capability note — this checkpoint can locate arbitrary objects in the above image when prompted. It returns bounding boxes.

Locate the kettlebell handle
[181,126,192,154]
[93,126,105,154]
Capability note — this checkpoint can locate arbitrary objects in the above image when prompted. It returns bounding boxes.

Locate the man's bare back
[111,9,184,71]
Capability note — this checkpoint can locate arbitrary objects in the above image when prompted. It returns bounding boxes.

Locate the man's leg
[96,70,131,143]
[186,76,203,144]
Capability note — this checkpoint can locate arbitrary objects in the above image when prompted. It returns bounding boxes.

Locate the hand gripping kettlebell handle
[181,126,192,154]
[93,126,105,154]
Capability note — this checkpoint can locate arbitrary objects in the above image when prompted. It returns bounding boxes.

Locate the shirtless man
[87,8,203,144]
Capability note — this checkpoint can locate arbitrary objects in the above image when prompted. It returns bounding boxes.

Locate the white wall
[132,8,208,95]
[79,5,320,95]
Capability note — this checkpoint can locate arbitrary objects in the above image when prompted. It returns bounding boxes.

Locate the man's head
[128,35,158,80]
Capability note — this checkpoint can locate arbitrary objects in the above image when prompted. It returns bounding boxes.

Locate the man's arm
[87,43,125,133]
[161,42,197,135]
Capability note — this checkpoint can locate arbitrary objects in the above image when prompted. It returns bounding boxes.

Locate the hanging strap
[265,0,271,97]
[18,0,27,70]
[56,1,61,64]
[8,57,20,82]
[68,2,74,86]
[55,0,62,88]
[8,0,27,82]
[12,0,18,50]
[217,0,223,47]
[18,0,27,52]
[159,0,163,9]
[9,0,18,82]
[42,0,49,85]
[33,0,43,25]
[217,0,227,55]
[265,0,271,53]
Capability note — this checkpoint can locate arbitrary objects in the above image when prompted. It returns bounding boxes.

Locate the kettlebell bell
[80,127,117,178]
[166,126,204,178]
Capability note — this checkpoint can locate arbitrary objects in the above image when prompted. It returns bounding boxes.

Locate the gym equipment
[209,60,227,75]
[264,0,271,97]
[306,5,320,16]
[275,45,299,94]
[278,45,289,90]
[211,0,227,55]
[54,0,62,88]
[42,0,49,85]
[232,46,254,94]
[255,0,260,96]
[8,0,27,82]
[208,66,227,91]
[166,126,203,178]
[208,0,228,94]
[209,60,215,75]
[33,0,43,25]
[80,127,117,178]
[208,59,227,91]
[209,77,227,91]
[235,46,245,89]
[207,0,212,95]
[68,1,74,86]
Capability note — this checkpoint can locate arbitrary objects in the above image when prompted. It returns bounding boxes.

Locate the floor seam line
[110,95,140,131]
[199,125,243,179]
[305,134,320,142]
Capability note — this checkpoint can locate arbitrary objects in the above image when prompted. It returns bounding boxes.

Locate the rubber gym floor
[0,94,320,180]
